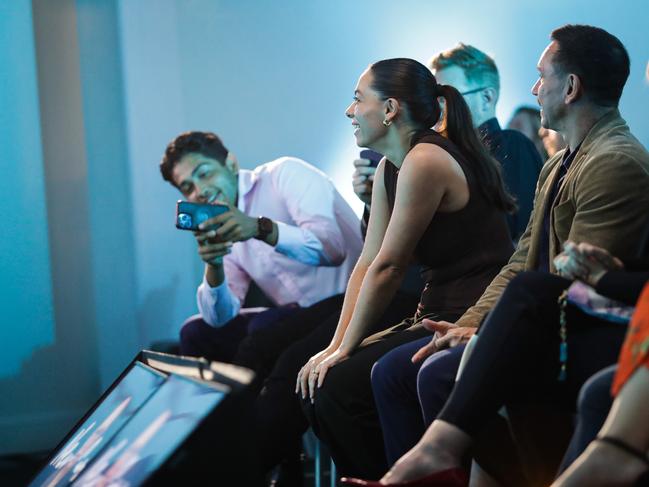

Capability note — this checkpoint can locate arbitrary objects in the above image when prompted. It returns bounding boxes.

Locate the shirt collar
[477,117,501,145]
[236,169,256,211]
[561,142,582,171]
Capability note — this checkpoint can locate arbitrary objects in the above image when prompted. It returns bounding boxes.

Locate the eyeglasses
[460,87,489,96]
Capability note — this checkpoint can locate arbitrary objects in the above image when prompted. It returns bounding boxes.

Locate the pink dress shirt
[196,157,362,327]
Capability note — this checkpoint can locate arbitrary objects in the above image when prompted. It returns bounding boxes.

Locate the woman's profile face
[345,68,387,148]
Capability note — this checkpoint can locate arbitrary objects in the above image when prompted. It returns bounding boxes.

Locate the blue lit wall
[0,1,54,378]
[0,0,647,453]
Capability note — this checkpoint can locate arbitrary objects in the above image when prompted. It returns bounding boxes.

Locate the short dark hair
[550,24,630,107]
[160,131,228,185]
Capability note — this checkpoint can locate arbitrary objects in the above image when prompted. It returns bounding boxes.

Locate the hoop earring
[382,119,392,127]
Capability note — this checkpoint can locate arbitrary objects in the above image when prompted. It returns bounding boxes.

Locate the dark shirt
[383,130,514,317]
[537,145,580,272]
[479,118,543,241]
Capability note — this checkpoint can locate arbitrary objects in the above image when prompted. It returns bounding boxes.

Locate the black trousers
[249,291,420,473]
[179,304,301,363]
[232,294,345,379]
[301,308,463,480]
[437,272,628,485]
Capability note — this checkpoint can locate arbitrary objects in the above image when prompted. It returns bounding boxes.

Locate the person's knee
[179,314,208,345]
[578,366,615,417]
[508,271,566,296]
[417,348,463,422]
[370,350,402,398]
[311,367,350,424]
[509,271,547,293]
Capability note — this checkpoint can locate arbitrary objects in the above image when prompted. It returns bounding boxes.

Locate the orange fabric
[612,282,649,396]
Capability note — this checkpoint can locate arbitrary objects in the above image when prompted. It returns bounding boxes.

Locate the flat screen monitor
[28,351,255,487]
[72,374,226,487]
[29,363,166,487]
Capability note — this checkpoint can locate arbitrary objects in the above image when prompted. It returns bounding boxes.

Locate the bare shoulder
[401,142,463,180]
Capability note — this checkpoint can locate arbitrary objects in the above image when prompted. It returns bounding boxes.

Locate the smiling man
[159,131,362,363]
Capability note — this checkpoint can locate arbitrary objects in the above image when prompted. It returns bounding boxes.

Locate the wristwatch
[256,216,274,240]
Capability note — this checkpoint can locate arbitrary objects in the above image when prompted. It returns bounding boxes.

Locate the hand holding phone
[359,149,383,168]
[352,150,383,205]
[176,201,233,269]
[175,201,229,232]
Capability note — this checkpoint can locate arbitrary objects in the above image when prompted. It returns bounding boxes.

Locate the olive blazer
[458,109,649,328]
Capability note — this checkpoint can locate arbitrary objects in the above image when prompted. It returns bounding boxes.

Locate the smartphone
[175,201,229,231]
[359,149,383,168]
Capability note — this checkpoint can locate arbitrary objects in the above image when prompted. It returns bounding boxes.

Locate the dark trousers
[437,272,627,485]
[559,365,616,472]
[251,291,420,473]
[233,294,345,378]
[371,339,465,465]
[302,308,462,480]
[179,304,301,363]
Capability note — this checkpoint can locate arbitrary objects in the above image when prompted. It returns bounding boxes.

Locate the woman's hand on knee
[296,348,334,399]
[309,348,350,400]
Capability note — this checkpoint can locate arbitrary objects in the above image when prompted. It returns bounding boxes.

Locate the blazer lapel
[527,157,563,270]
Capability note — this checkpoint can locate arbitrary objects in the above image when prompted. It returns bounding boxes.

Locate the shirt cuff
[273,221,328,265]
[275,221,304,253]
[201,274,228,294]
[197,275,240,327]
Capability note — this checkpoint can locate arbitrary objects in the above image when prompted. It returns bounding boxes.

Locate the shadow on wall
[0,342,98,453]
[137,273,181,347]
[0,273,181,454]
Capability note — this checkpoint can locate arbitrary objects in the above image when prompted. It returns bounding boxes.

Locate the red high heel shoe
[341,467,469,486]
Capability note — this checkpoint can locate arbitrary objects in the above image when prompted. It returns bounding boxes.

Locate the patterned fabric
[612,282,649,395]
[567,281,635,325]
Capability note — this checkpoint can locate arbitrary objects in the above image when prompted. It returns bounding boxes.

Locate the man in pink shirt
[160,131,362,363]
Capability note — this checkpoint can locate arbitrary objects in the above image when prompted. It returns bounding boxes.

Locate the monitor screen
[30,363,166,487]
[71,374,226,487]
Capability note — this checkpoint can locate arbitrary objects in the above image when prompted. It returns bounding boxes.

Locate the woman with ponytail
[296,58,514,479]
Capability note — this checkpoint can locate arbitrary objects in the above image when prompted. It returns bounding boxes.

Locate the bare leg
[552,367,649,487]
[380,420,471,484]
[470,462,502,487]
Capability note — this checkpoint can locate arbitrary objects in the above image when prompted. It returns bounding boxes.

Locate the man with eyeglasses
[430,43,543,242]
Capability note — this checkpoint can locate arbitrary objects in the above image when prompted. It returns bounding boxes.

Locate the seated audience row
[338,24,649,487]
[158,22,649,487]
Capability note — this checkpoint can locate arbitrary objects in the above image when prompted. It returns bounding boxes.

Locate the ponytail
[368,58,516,214]
[437,84,517,213]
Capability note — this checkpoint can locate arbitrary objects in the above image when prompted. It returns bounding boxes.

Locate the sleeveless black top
[384,130,513,318]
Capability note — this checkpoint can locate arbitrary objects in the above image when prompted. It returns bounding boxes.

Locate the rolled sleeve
[196,275,241,327]
[274,220,335,266]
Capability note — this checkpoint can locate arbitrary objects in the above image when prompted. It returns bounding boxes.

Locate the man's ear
[565,74,583,104]
[383,97,401,125]
[482,87,498,107]
[225,151,239,175]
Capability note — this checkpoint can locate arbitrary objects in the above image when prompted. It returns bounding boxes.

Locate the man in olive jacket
[414,24,649,353]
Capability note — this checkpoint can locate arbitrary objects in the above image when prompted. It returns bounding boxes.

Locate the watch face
[258,217,273,237]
